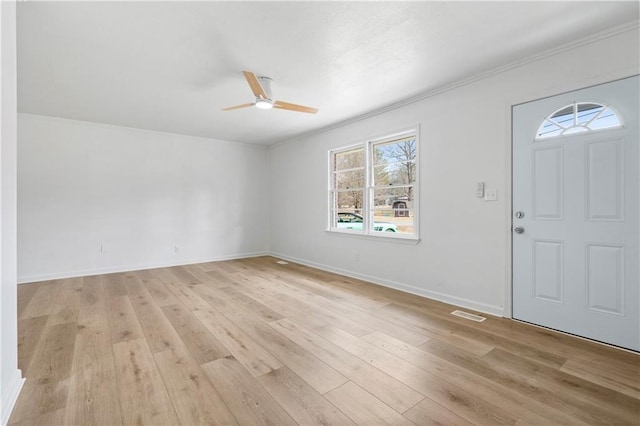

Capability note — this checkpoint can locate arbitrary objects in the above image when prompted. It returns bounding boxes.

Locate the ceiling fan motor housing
[257,76,274,100]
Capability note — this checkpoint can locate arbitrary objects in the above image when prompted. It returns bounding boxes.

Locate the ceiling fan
[223,71,318,114]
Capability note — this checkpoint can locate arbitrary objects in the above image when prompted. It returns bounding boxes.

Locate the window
[536,102,622,140]
[329,129,418,239]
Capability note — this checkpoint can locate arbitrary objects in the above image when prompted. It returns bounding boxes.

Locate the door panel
[532,147,563,220]
[512,76,639,351]
[532,240,564,303]
[586,243,624,315]
[586,138,624,221]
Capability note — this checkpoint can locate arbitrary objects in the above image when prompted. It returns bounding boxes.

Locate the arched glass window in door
[535,102,622,140]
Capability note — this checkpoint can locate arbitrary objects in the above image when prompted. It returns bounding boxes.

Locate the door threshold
[511,318,639,355]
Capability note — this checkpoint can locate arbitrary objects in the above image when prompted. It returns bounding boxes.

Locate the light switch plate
[484,189,497,201]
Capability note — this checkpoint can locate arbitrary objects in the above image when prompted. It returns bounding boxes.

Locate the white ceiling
[17,1,639,145]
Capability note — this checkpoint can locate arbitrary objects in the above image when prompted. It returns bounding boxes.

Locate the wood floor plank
[284,274,389,311]
[131,267,157,282]
[154,348,238,426]
[8,378,69,424]
[161,275,211,311]
[11,317,77,423]
[560,356,640,399]
[314,323,518,425]
[77,275,108,330]
[279,284,430,346]
[26,321,77,382]
[103,273,127,297]
[404,397,474,426]
[194,261,227,273]
[112,338,180,426]
[180,263,226,287]
[363,330,583,425]
[65,327,122,426]
[17,316,48,373]
[16,282,41,316]
[210,280,328,331]
[201,356,297,426]
[378,303,496,357]
[191,262,238,287]
[421,337,629,425]
[325,381,415,425]
[140,276,180,307]
[47,277,83,326]
[231,279,376,337]
[482,347,639,425]
[205,293,349,395]
[124,276,188,353]
[257,366,356,426]
[193,308,283,377]
[168,265,203,286]
[383,302,566,367]
[190,283,239,313]
[19,282,60,320]
[218,286,285,323]
[271,318,425,413]
[106,295,145,344]
[8,407,65,426]
[161,303,231,364]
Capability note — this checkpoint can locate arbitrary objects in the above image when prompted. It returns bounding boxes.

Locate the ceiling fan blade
[273,100,318,114]
[222,103,254,111]
[243,71,268,100]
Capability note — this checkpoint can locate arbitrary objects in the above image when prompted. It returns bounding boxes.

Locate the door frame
[505,74,639,320]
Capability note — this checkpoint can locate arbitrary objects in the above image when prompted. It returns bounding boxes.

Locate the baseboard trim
[1,369,24,426]
[17,251,269,284]
[270,252,506,317]
[17,250,505,318]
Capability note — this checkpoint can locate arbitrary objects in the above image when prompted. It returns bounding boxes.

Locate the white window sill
[325,229,420,244]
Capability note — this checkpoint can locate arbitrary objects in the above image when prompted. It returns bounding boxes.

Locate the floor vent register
[451,310,486,322]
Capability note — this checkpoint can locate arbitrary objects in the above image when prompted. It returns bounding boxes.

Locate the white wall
[18,115,270,282]
[269,26,640,316]
[1,1,23,424]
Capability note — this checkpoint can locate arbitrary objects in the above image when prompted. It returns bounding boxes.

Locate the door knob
[514,226,525,234]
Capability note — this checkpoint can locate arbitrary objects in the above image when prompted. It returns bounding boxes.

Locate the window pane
[373,137,416,166]
[550,105,573,126]
[372,187,415,206]
[590,107,621,129]
[334,148,364,171]
[536,119,563,139]
[371,209,414,234]
[335,190,364,211]
[372,161,416,186]
[332,209,364,231]
[335,169,364,190]
[576,103,604,125]
[371,187,415,234]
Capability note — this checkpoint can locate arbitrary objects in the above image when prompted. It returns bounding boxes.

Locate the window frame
[328,126,419,241]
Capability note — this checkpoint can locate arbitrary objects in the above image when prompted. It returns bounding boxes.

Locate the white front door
[512,76,639,351]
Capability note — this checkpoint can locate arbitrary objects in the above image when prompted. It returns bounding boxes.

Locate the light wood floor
[9,256,639,425]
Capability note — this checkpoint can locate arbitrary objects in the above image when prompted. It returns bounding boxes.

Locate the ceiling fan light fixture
[255,98,274,110]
